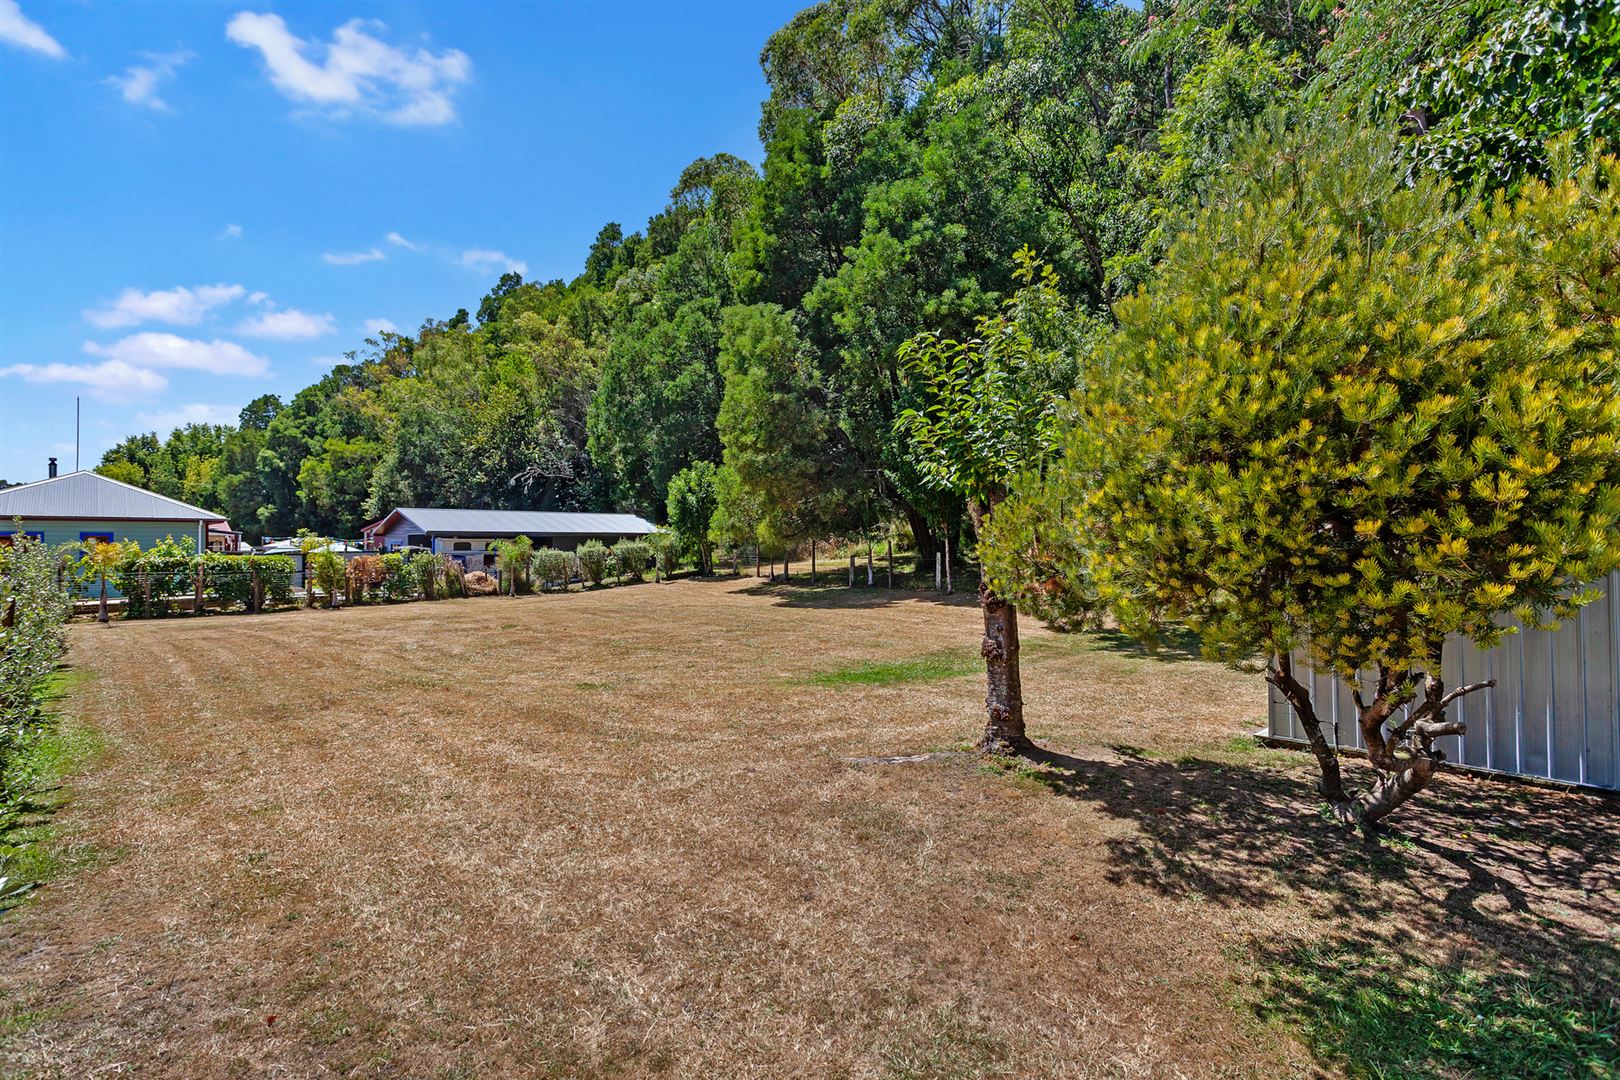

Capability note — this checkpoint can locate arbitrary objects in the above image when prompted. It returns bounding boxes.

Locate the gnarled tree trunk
[1268,653,1493,827]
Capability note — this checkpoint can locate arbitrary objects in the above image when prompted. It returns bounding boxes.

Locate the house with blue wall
[0,460,229,595]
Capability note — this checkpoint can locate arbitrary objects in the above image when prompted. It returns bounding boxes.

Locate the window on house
[453,541,472,552]
[0,531,45,547]
[79,531,115,556]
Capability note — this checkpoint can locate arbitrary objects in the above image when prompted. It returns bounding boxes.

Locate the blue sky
[0,0,802,484]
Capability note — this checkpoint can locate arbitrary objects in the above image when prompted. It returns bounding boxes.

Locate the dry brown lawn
[0,577,1614,1078]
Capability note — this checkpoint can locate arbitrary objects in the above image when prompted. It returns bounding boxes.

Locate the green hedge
[0,530,71,815]
[532,548,573,590]
[576,540,612,586]
[111,536,196,618]
[613,540,652,583]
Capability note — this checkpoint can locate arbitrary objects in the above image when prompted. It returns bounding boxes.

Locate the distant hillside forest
[95,0,1619,550]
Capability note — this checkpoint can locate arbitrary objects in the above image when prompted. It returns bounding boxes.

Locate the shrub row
[73,532,673,619]
[0,530,71,819]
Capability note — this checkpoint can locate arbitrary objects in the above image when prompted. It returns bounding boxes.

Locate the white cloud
[135,403,243,432]
[85,284,246,329]
[105,50,191,112]
[459,248,527,276]
[0,1,65,59]
[323,247,385,266]
[223,223,244,239]
[385,231,418,250]
[363,317,397,336]
[83,332,269,376]
[247,290,269,305]
[308,355,344,367]
[0,360,167,400]
[226,12,471,126]
[235,308,335,340]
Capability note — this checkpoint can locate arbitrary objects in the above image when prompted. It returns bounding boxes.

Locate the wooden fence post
[250,563,262,613]
[945,535,953,595]
[887,539,893,589]
[810,540,816,585]
[866,540,873,586]
[193,563,204,614]
[935,551,942,591]
[848,554,855,587]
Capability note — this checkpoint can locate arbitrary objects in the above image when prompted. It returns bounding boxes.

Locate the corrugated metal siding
[1267,573,1620,791]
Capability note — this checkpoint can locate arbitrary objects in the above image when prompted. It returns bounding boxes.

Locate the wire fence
[67,542,976,617]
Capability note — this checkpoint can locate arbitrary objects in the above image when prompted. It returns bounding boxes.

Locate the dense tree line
[100,0,1615,560]
[83,0,1620,827]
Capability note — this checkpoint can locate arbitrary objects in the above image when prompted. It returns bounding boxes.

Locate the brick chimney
[47,456,58,479]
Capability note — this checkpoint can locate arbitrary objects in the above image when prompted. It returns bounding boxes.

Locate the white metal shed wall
[1266,572,1620,791]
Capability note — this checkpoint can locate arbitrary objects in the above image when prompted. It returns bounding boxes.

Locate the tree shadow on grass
[1005,744,1620,1076]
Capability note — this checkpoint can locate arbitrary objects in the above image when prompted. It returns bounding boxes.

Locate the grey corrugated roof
[385,507,656,536]
[0,470,222,522]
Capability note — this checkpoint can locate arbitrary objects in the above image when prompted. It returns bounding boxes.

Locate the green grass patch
[797,650,981,688]
[1253,943,1619,1078]
[1,668,103,914]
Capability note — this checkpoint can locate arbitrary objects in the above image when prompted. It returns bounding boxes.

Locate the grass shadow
[989,743,1620,1076]
[1074,625,1207,663]
[1249,937,1618,1078]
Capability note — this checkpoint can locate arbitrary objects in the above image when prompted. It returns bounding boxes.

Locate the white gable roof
[0,470,223,522]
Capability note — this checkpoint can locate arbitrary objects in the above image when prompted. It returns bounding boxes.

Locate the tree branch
[1439,679,1496,708]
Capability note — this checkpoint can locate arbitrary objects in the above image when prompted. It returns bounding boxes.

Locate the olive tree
[984,122,1620,824]
[897,250,1086,754]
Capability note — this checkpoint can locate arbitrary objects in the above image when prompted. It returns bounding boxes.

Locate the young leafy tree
[491,536,534,596]
[294,532,329,609]
[666,461,719,574]
[708,464,763,572]
[985,122,1620,824]
[897,249,1085,754]
[77,538,131,624]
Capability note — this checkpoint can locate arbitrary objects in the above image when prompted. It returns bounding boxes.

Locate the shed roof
[370,507,656,537]
[0,470,223,522]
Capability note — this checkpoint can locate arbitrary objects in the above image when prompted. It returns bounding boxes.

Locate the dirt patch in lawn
[1,577,1614,1078]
